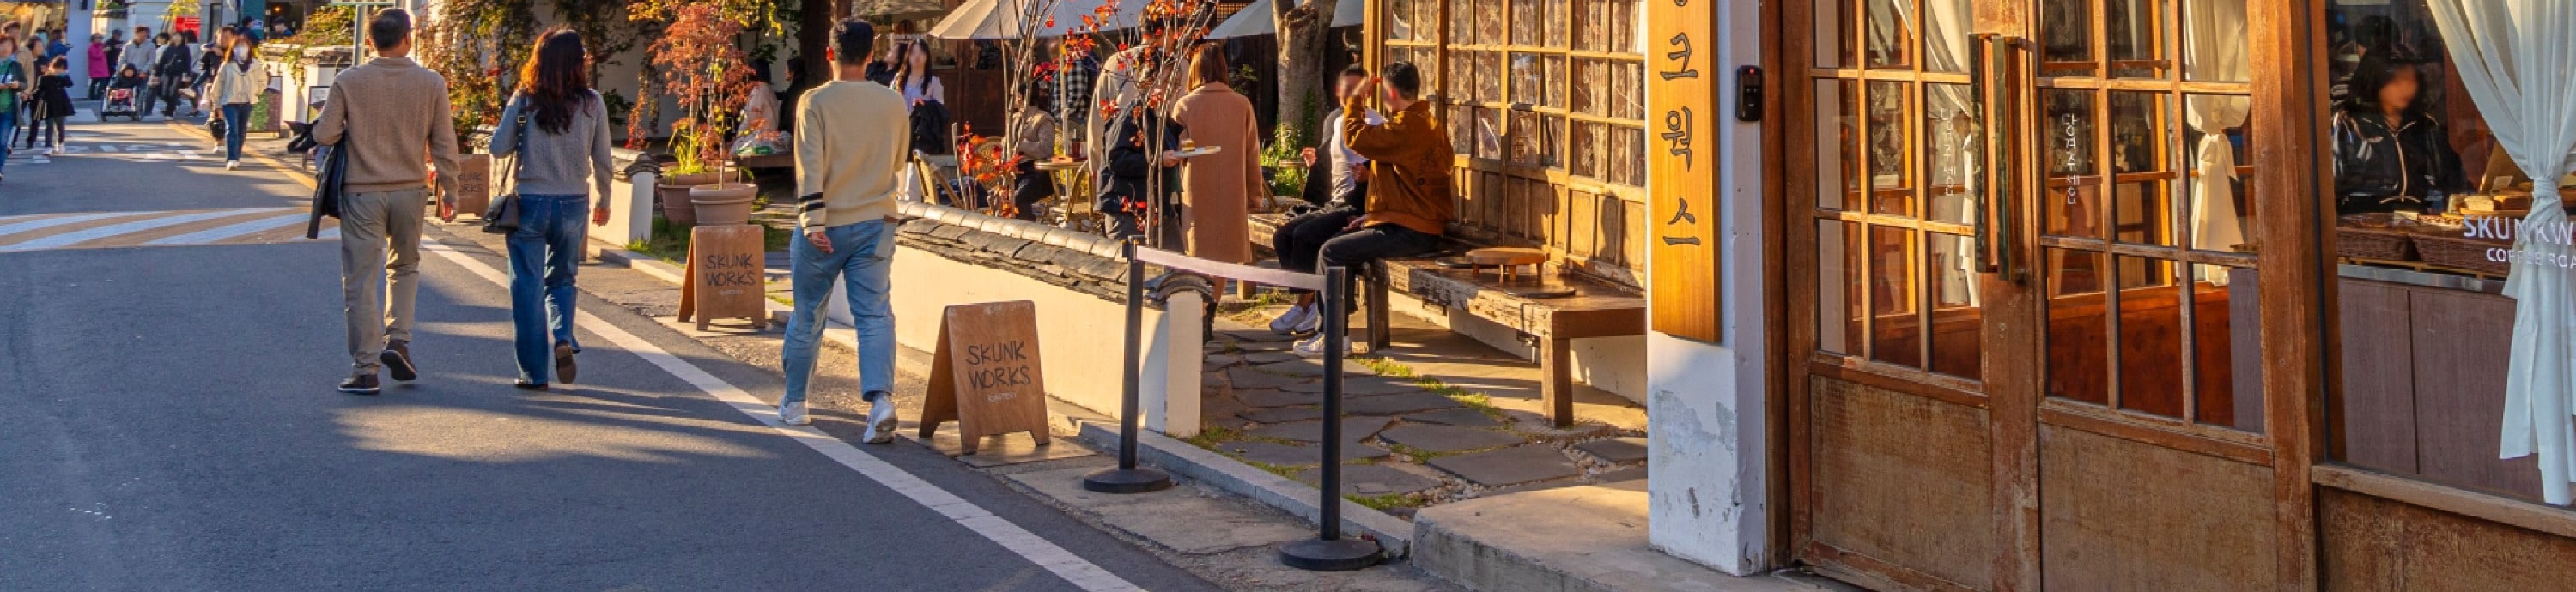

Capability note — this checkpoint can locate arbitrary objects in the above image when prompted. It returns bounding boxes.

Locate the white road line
[144,213,309,245]
[1,209,283,251]
[0,213,143,239]
[420,241,1145,592]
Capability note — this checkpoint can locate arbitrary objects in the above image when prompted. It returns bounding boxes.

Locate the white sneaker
[779,401,811,426]
[225,160,240,170]
[1293,333,1352,358]
[46,146,62,155]
[862,395,898,444]
[1268,303,1314,335]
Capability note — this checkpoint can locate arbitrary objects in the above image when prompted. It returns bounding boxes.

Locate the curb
[1068,420,1418,558]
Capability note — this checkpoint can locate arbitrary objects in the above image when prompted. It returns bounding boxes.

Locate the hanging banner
[1646,0,1719,342]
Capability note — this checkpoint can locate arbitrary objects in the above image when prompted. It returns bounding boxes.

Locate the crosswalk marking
[144,214,311,245]
[0,208,325,252]
[1,210,274,251]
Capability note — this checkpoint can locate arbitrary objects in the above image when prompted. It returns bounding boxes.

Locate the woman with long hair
[893,39,944,106]
[208,35,267,169]
[488,28,617,390]
[895,39,950,202]
[1167,45,1262,264]
[2330,53,2466,214]
[32,55,72,154]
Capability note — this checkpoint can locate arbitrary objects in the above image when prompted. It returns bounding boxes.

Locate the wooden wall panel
[2405,288,2542,498]
[2323,490,2576,592]
[1810,376,1996,589]
[2335,279,2416,474]
[2038,426,2279,591]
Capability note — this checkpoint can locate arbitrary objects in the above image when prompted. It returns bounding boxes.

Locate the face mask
[233,47,248,60]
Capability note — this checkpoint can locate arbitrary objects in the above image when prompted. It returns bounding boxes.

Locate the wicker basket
[2337,227,2419,261]
[2413,235,2511,275]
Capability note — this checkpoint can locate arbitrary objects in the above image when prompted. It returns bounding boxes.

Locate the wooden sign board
[446,154,492,220]
[1646,0,1722,342]
[920,301,1054,454]
[677,224,770,331]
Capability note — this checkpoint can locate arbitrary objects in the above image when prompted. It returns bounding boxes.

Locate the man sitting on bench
[1293,61,1455,358]
[1270,65,1380,336]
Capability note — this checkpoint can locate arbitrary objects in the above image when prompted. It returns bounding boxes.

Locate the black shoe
[513,381,550,390]
[337,374,380,395]
[380,340,417,382]
[553,342,578,384]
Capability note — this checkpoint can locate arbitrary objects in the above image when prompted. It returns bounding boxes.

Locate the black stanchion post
[1083,239,1176,493]
[1279,267,1383,571]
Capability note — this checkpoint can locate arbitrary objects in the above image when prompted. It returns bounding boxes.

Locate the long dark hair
[516,28,592,135]
[2344,52,2420,118]
[896,39,933,95]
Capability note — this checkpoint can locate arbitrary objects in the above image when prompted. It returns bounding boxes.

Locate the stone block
[1429,445,1580,487]
[1247,416,1394,445]
[1380,424,1527,453]
[1297,464,1442,497]
[1404,408,1502,427]
[1574,437,1649,464]
[1342,392,1466,415]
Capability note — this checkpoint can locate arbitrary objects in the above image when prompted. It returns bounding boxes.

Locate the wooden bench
[1368,257,1645,427]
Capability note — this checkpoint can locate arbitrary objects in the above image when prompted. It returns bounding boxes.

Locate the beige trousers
[338,188,428,373]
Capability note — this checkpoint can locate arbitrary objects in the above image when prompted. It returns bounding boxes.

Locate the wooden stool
[1466,247,1547,282]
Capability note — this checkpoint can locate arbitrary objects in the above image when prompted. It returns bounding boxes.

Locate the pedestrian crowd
[82,9,1455,442]
[0,21,270,181]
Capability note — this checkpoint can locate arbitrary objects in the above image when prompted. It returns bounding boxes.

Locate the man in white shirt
[1271,65,1383,335]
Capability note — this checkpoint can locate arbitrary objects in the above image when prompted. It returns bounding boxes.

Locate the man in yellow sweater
[779,19,910,440]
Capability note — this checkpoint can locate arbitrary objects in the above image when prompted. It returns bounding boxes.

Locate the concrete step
[1413,483,1856,592]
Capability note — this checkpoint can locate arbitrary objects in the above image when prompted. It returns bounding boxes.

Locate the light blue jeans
[781,220,896,405]
[0,108,14,173]
[507,194,586,384]
[220,103,251,161]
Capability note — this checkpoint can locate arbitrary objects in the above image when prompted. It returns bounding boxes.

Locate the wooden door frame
[1765,0,2325,590]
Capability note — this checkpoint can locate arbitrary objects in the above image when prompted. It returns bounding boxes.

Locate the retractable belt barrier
[1079,239,1383,571]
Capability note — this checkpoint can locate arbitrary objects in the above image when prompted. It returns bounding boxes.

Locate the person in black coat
[1097,109,1182,244]
[28,57,74,152]
[2330,53,2468,214]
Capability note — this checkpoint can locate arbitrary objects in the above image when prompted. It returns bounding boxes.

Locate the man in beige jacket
[313,9,463,394]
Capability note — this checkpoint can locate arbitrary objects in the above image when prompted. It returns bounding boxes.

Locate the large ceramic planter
[656,172,721,226]
[689,183,760,227]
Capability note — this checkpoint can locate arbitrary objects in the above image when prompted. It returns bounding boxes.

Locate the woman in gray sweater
[489,28,614,390]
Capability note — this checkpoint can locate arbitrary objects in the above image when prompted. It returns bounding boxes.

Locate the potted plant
[635,3,759,226]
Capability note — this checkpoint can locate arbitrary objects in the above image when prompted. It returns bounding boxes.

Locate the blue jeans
[0,109,13,173]
[507,194,587,384]
[221,103,250,160]
[781,220,896,405]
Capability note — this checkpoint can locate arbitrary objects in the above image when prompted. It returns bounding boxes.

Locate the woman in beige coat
[1168,45,1264,264]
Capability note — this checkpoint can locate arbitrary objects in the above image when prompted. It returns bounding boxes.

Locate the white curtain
[1923,0,1979,306]
[2424,0,2576,504]
[2184,0,2250,285]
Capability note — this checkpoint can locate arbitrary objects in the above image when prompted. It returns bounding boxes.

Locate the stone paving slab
[1239,351,1303,365]
[1380,424,1528,454]
[1221,329,1298,342]
[1233,388,1321,408]
[1404,408,1502,427]
[1281,377,1422,395]
[1238,407,1324,424]
[1247,416,1394,445]
[1575,437,1649,464]
[1297,464,1443,497]
[1225,367,1309,390]
[1429,444,1582,486]
[1206,353,1246,368]
[1249,359,1382,378]
[1211,439,1392,466]
[1343,392,1466,415]
[1231,340,1296,352]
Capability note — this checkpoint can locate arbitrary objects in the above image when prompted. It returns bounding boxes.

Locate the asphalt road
[0,113,1223,591]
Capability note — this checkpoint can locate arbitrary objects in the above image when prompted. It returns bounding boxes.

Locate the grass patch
[1344,492,1428,511]
[1182,425,1250,449]
[625,217,795,263]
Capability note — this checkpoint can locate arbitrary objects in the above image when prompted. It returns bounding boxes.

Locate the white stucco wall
[1645,0,1770,575]
[883,244,1202,437]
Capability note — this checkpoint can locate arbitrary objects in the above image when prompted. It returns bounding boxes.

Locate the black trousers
[1317,223,1442,314]
[1273,206,1362,294]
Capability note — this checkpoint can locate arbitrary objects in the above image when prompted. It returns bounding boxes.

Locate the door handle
[1973,34,2028,283]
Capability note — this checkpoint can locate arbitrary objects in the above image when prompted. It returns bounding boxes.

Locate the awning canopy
[927,0,1150,39]
[1202,0,1362,39]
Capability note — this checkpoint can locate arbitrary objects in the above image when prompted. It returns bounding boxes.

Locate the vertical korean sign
[1647,0,1718,342]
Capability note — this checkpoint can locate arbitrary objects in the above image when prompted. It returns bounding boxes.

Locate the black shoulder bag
[482,102,530,234]
[304,84,350,239]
